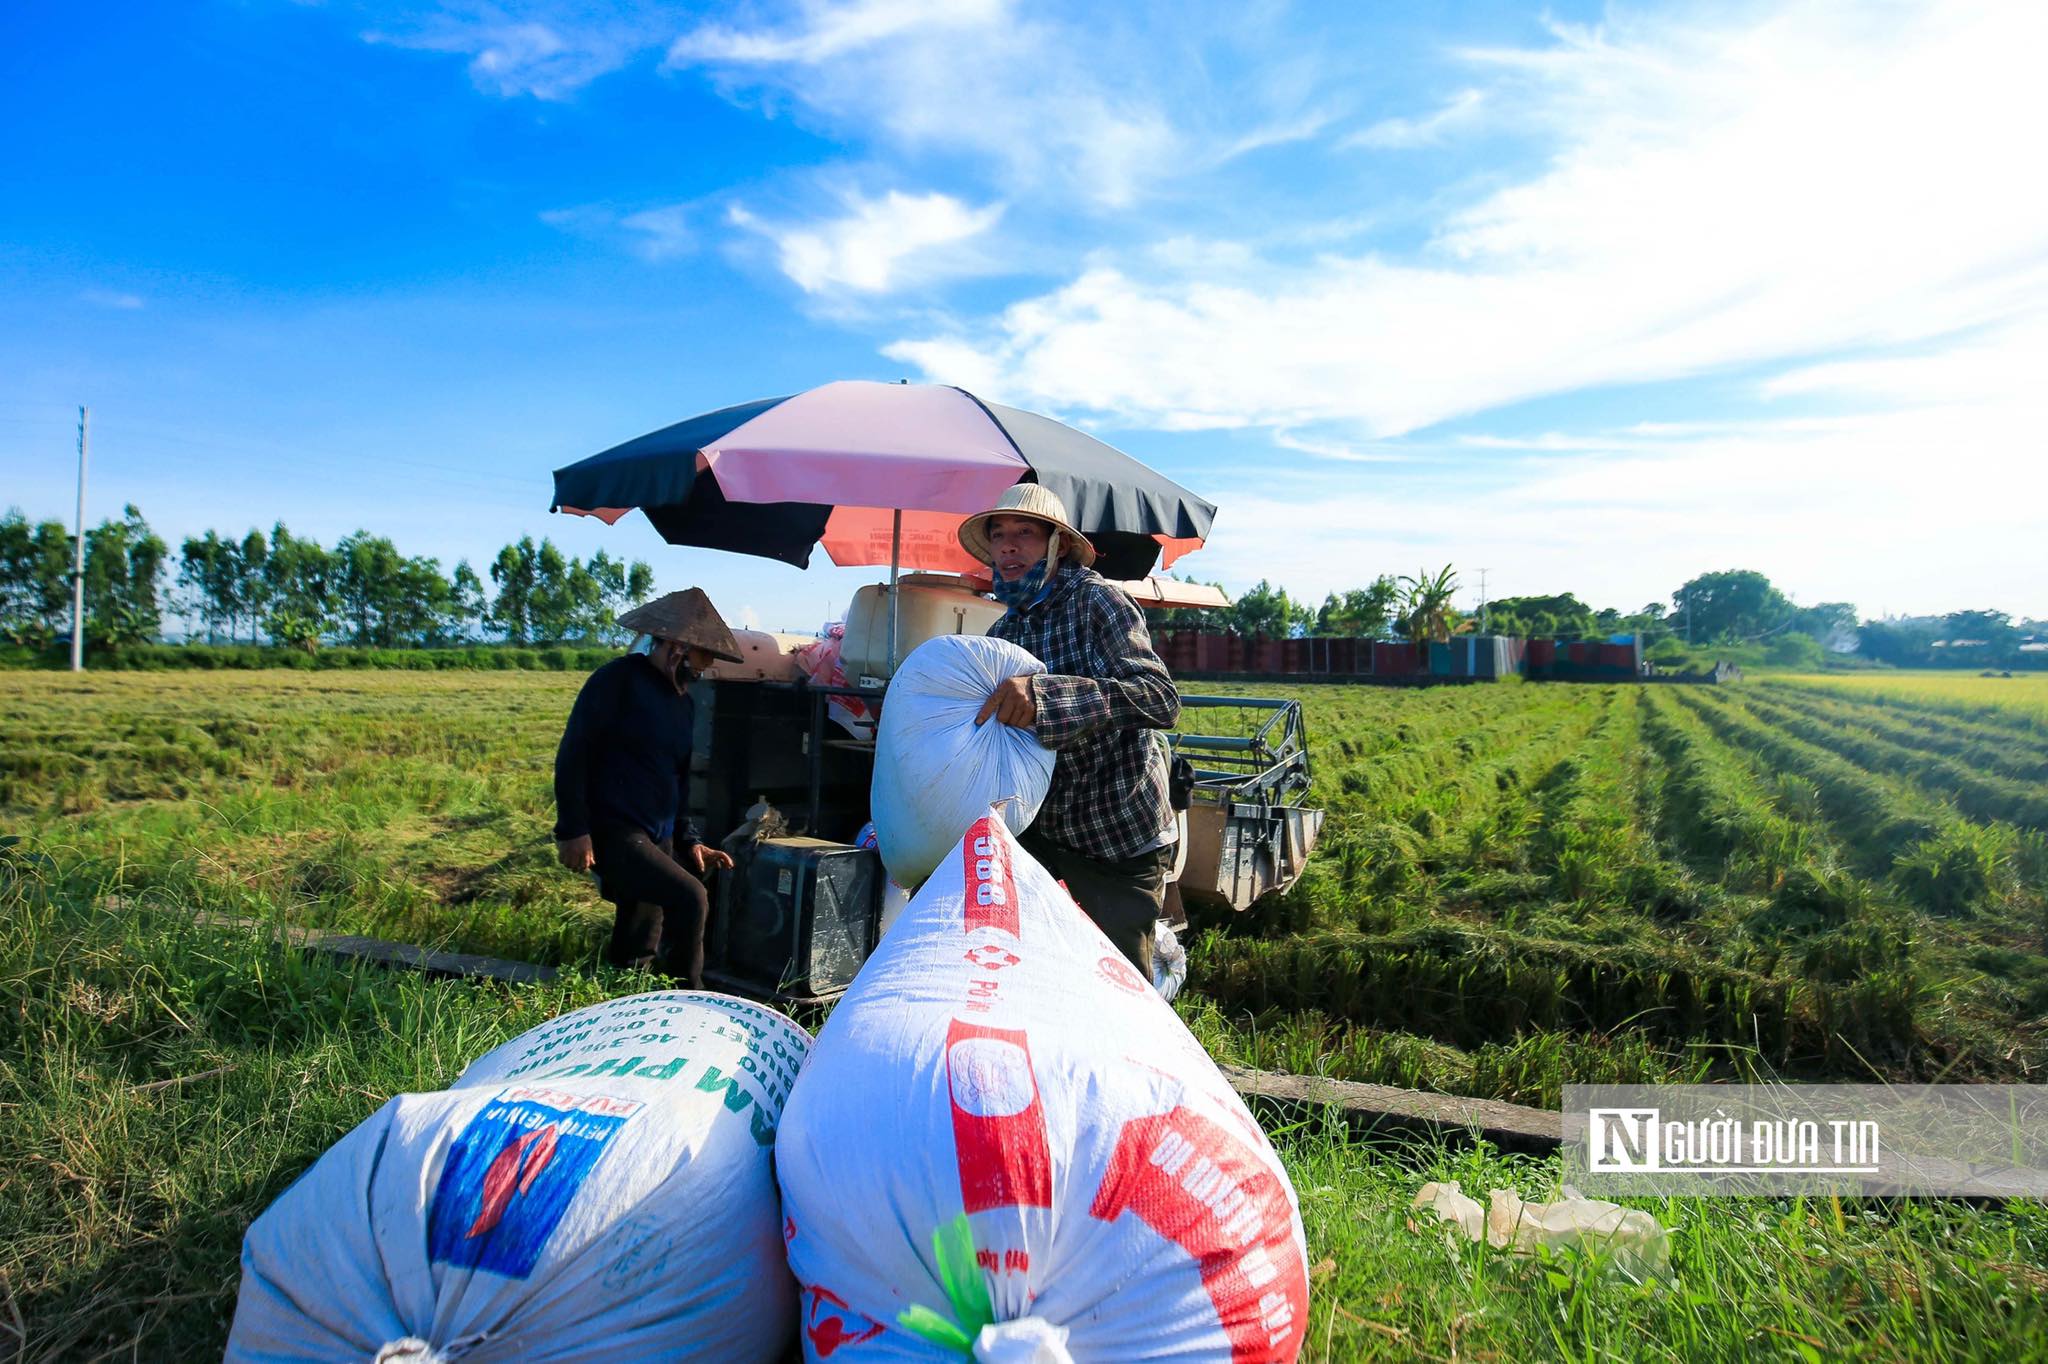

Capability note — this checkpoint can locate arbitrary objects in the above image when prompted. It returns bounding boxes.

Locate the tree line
[1146,565,2043,667]
[1,505,653,652]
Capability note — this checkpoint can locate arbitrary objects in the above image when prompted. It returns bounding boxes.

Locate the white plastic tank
[841,573,1005,681]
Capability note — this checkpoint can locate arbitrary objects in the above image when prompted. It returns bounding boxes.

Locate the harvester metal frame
[1165,696,1323,919]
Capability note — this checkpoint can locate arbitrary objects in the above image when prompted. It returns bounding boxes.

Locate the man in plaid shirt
[961,485,1181,977]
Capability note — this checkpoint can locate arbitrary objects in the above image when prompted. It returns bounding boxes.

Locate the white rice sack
[226,992,811,1363]
[870,635,1056,887]
[776,812,1311,1363]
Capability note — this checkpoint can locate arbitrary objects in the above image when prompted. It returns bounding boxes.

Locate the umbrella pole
[887,509,902,674]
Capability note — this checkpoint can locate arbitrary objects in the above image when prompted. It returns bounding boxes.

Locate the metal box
[711,836,879,1000]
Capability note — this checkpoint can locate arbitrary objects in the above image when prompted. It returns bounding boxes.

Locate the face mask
[629,634,656,656]
[989,531,1062,612]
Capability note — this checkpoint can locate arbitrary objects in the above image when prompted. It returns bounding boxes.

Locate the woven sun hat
[956,483,1097,568]
[615,587,744,663]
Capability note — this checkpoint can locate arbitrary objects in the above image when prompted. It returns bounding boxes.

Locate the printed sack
[226,992,810,1362]
[777,814,1310,1362]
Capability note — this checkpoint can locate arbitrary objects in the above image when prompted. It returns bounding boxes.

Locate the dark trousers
[590,827,710,988]
[1018,829,1171,979]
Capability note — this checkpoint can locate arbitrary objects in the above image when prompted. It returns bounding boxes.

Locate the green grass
[5,670,2048,1358]
[9,866,2047,1362]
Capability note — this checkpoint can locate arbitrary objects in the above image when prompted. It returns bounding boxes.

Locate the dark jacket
[552,654,700,846]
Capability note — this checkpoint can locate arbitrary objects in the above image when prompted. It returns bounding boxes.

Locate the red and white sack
[776,813,1310,1363]
[226,992,810,1363]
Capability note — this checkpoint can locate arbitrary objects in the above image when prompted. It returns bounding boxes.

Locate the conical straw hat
[615,588,744,662]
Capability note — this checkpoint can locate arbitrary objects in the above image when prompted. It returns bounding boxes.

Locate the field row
[1179,678,2046,1106]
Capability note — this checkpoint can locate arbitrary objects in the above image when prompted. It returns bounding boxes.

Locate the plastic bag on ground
[777,811,1311,1362]
[1408,1180,1671,1278]
[870,635,1055,887]
[226,992,811,1362]
[1152,920,1188,1001]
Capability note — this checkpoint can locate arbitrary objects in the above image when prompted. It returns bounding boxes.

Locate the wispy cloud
[729,189,1003,294]
[618,205,694,261]
[539,201,697,261]
[670,0,1007,65]
[364,3,665,100]
[81,289,144,310]
[1270,431,1415,464]
[885,2,2048,439]
[1342,88,1485,149]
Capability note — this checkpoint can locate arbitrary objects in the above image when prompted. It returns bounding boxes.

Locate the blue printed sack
[226,992,810,1362]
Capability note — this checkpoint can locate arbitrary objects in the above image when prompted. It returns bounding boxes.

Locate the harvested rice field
[4,669,2045,1360]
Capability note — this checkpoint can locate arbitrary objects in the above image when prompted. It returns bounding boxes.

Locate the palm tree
[1398,564,1460,645]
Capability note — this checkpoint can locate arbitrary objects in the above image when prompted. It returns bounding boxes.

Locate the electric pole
[1479,567,1490,635]
[70,406,89,672]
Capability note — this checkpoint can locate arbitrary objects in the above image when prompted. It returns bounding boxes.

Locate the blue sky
[4,0,2044,632]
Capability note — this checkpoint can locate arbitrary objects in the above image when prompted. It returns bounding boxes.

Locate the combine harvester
[551,380,1323,1003]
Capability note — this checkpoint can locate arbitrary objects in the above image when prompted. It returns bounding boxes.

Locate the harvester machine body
[1167,695,1322,917]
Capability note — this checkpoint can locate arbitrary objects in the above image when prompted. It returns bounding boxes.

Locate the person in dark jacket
[961,485,1182,977]
[554,588,744,986]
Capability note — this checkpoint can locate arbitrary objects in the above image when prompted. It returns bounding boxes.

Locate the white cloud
[730,190,1003,294]
[666,0,1182,208]
[885,1,2048,438]
[364,5,660,100]
[1179,314,2048,617]
[1270,431,1413,464]
[81,289,144,310]
[670,0,1007,65]
[618,205,694,261]
[1342,88,1485,149]
[539,201,697,260]
[1222,108,1343,161]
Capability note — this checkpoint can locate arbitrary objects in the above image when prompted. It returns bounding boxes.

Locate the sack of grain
[776,811,1310,1362]
[226,992,810,1363]
[869,635,1055,887]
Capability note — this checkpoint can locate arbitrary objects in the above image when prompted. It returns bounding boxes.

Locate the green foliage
[1313,576,1399,637]
[4,643,616,673]
[1764,632,1826,669]
[1673,568,1793,643]
[177,527,269,643]
[1219,578,1313,638]
[82,504,168,649]
[0,507,74,647]
[1483,592,1597,640]
[1395,563,1459,644]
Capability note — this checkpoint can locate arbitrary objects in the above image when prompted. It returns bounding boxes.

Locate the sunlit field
[1775,670,2048,728]
[4,670,2045,1360]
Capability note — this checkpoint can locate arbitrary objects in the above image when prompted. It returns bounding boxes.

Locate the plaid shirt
[989,561,1181,861]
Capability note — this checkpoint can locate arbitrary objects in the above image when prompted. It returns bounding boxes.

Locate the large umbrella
[551,380,1215,581]
[552,380,1218,668]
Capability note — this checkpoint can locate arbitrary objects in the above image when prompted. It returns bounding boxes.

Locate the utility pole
[1478,567,1490,635]
[70,406,89,672]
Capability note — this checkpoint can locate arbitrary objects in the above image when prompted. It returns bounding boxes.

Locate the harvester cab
[683,572,1322,1003]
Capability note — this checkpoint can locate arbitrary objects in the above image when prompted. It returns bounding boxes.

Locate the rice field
[1775,669,2048,728]
[4,668,2046,1359]
[1179,676,2048,1107]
